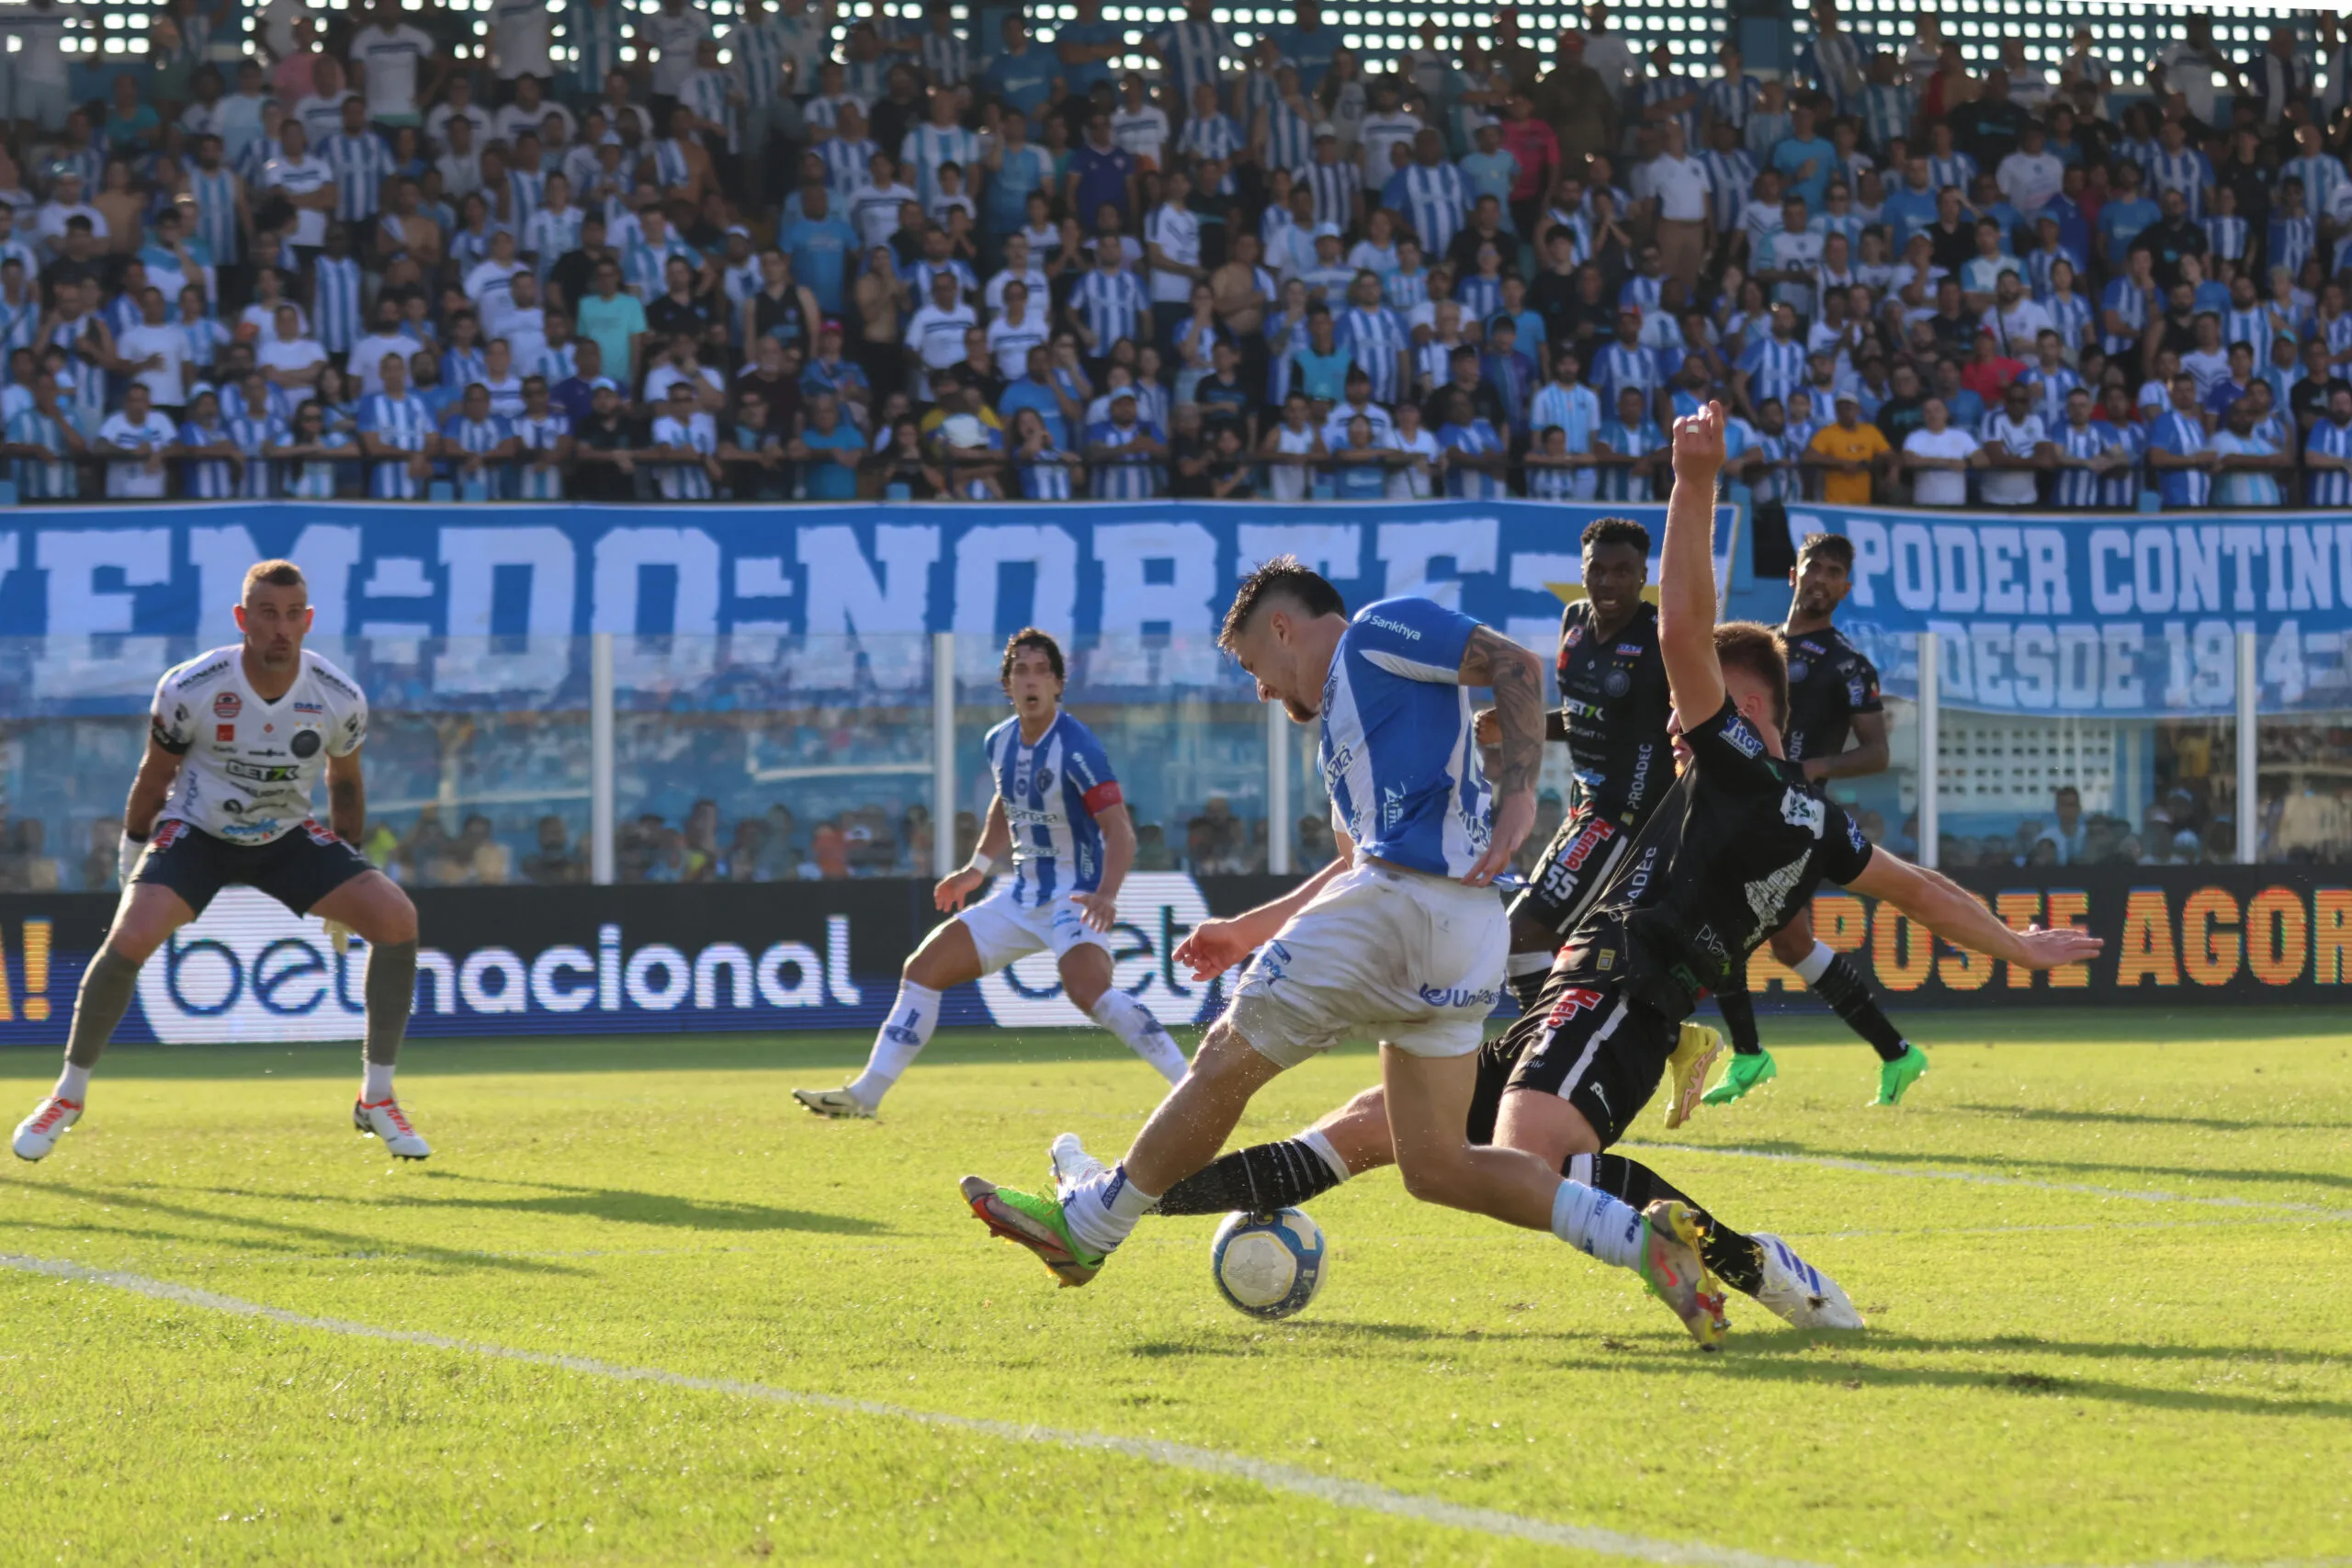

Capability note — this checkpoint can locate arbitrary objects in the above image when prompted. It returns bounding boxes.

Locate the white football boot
[353,1098,432,1159]
[1048,1132,1107,1200]
[791,1086,876,1120]
[1749,1233,1865,1329]
[12,1096,82,1161]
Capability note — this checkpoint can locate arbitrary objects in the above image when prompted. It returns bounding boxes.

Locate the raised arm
[1173,825,1354,981]
[1845,851,2104,970]
[1457,623,1544,886]
[1658,399,1728,726]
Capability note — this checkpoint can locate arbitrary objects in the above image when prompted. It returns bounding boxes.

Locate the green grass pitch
[0,1010,2346,1566]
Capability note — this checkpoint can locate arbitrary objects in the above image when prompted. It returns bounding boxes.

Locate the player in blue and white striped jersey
[2307,383,2352,508]
[794,627,1186,1121]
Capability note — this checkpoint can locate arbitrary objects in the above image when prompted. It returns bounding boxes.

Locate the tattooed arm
[1457,624,1545,886]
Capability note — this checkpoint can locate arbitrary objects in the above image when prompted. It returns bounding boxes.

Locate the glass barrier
[2257,715,2352,867]
[614,634,935,884]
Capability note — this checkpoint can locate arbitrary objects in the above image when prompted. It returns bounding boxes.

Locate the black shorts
[133,818,376,919]
[1505,803,1637,941]
[1466,974,1676,1149]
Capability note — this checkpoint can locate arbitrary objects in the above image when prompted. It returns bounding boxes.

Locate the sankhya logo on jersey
[1363,613,1421,640]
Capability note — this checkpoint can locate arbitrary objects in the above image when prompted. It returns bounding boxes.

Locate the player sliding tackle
[1066,405,2107,1332]
[960,557,1739,1346]
[13,560,428,1163]
[794,629,1187,1119]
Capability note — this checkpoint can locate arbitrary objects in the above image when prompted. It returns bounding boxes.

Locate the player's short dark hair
[1796,533,1854,570]
[1581,517,1650,554]
[1000,626,1065,684]
[242,559,306,599]
[1716,621,1789,733]
[1220,555,1346,649]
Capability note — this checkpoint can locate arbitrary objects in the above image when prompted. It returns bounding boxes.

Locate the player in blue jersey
[958,569,1736,1347]
[792,629,1190,1120]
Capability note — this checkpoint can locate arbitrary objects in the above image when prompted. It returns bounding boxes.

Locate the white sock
[362,1061,395,1101]
[1551,1179,1645,1270]
[1087,989,1189,1084]
[1792,941,1837,986]
[1299,1126,1352,1183]
[847,980,942,1108]
[1061,1163,1159,1256]
[53,1064,89,1102]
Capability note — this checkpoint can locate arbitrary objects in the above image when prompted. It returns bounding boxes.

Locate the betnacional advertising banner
[0,867,2345,1049]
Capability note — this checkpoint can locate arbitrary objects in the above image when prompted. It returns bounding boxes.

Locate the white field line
[1626,1144,2352,1219]
[0,1251,1818,1568]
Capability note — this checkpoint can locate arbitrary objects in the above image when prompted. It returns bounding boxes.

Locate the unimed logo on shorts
[977,873,1225,1030]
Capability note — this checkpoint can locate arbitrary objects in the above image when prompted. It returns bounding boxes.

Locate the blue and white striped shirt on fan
[2102,276,2154,355]
[1261,98,1315,175]
[1926,152,1977,197]
[318,130,395,223]
[2309,418,2352,508]
[1177,112,1245,165]
[901,123,981,212]
[2149,148,2213,220]
[6,407,76,498]
[2202,213,2247,264]
[176,421,238,498]
[228,414,275,498]
[569,0,629,86]
[2044,291,2092,351]
[1702,73,1759,134]
[187,167,243,264]
[1337,305,1409,403]
[1383,267,1429,310]
[1156,19,1230,99]
[524,205,583,272]
[985,709,1121,906]
[1084,418,1163,500]
[2222,305,2273,365]
[2020,363,2083,426]
[1638,73,1700,146]
[358,391,434,499]
[1390,162,1469,258]
[313,254,364,353]
[1698,148,1755,231]
[1303,160,1362,233]
[1017,449,1076,501]
[1071,268,1148,352]
[2051,422,2110,507]
[2268,213,2315,279]
[683,70,737,153]
[729,17,790,107]
[1318,596,1494,880]
[506,167,547,231]
[2098,423,2144,510]
[818,136,878,197]
[512,412,571,499]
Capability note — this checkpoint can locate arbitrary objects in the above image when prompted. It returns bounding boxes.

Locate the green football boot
[1871,1043,1929,1106]
[1700,1047,1779,1106]
[960,1175,1106,1287]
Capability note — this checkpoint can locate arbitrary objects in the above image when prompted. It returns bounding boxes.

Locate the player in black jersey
[1488,519,1676,1018]
[1706,531,1934,1108]
[1125,406,2102,1333]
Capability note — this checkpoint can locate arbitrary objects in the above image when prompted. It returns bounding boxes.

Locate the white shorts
[957,886,1110,973]
[1225,863,1508,1068]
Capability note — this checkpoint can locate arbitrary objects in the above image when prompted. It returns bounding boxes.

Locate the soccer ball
[1209,1208,1327,1320]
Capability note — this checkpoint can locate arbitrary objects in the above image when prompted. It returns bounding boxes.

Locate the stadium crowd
[0,0,2347,522]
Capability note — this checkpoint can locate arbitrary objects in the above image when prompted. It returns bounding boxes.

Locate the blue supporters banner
[0,500,1735,707]
[1790,502,2352,718]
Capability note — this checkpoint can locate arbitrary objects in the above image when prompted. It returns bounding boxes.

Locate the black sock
[364,940,418,1066]
[1811,953,1909,1063]
[1713,985,1762,1055]
[64,948,142,1070]
[1154,1137,1348,1217]
[1566,1151,1765,1297]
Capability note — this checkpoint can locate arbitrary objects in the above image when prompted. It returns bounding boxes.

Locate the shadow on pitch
[1555,1331,2352,1421]
[1663,1136,2352,1196]
[1944,1102,2352,1135]
[183,1171,887,1235]
[0,1177,592,1276]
